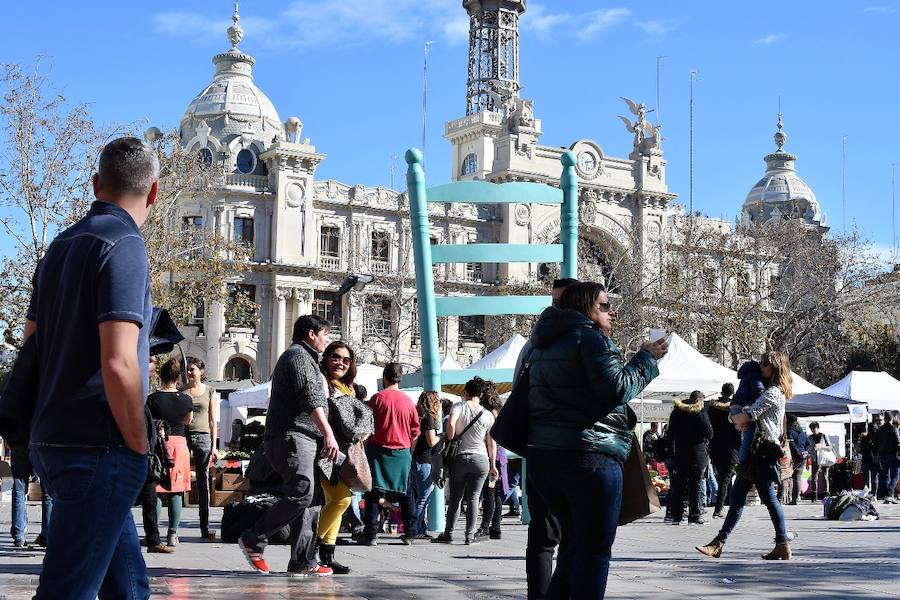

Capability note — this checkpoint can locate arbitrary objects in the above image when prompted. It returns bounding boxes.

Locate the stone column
[205,300,225,380]
[272,287,288,366]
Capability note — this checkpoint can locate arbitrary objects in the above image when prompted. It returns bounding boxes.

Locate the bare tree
[0,60,109,344]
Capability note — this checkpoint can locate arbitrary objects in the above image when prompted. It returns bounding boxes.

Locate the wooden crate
[211,489,245,507]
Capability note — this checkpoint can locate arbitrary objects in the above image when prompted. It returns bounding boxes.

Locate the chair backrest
[403,148,579,392]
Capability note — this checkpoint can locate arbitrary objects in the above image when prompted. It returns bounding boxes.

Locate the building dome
[741,115,824,227]
[179,3,284,168]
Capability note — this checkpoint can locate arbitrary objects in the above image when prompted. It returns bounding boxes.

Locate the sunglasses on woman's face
[329,354,351,366]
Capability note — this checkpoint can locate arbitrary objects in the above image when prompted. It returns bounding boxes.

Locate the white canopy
[800,370,900,413]
[641,333,737,399]
[354,363,384,400]
[440,355,462,370]
[469,334,528,371]
[791,371,821,395]
[227,381,271,408]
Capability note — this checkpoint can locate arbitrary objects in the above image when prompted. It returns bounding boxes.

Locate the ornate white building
[172,2,822,381]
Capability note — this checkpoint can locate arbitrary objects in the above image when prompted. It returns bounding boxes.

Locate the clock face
[578,151,597,173]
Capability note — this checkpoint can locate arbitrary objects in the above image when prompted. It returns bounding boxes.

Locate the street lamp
[334,273,375,336]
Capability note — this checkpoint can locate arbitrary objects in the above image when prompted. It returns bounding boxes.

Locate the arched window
[198,147,213,166]
[224,356,252,381]
[236,148,256,174]
[460,153,478,176]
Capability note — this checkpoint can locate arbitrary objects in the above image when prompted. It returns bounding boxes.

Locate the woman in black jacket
[526,281,667,599]
[666,391,713,525]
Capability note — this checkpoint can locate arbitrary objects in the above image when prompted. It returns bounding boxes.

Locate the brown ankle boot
[695,538,724,558]
[761,542,792,560]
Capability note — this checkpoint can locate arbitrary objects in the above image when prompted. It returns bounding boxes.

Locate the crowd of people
[2,136,897,600]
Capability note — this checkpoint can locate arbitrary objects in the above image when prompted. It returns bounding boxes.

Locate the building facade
[172,2,822,381]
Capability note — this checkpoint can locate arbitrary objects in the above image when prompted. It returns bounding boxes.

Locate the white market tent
[789,370,900,416]
[440,354,462,371]
[791,371,821,395]
[641,333,738,400]
[468,334,528,371]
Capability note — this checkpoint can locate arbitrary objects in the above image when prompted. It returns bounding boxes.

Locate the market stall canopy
[468,334,527,371]
[227,381,271,408]
[791,371,821,395]
[641,333,738,400]
[355,363,385,399]
[795,370,900,413]
[440,355,462,371]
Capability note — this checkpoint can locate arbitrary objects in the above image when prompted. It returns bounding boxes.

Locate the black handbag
[148,418,174,489]
[0,336,39,445]
[490,358,531,457]
[443,409,485,473]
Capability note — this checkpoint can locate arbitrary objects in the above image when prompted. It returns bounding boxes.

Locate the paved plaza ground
[2,500,899,599]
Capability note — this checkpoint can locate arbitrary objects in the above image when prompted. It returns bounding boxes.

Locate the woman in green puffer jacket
[526,281,668,599]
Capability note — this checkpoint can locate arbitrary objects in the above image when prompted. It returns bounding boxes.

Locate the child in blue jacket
[730,360,766,465]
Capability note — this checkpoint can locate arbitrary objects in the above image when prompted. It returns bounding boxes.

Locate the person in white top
[432,377,498,545]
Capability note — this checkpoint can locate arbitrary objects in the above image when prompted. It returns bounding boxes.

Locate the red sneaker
[287,564,334,577]
[238,538,270,574]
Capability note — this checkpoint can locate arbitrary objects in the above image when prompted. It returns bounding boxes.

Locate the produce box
[211,489,244,507]
[219,473,249,491]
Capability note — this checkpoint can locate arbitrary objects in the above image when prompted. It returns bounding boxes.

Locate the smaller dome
[741,116,824,227]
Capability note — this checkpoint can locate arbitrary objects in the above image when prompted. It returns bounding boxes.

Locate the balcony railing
[319,255,341,270]
[370,260,390,275]
[224,173,269,191]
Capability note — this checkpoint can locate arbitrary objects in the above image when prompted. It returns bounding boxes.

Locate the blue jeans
[879,455,900,499]
[699,464,717,508]
[402,460,434,536]
[738,426,755,463]
[10,446,52,542]
[30,445,150,600]
[529,450,622,600]
[717,467,788,544]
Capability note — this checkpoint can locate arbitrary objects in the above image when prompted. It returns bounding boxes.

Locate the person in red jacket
[359,363,420,545]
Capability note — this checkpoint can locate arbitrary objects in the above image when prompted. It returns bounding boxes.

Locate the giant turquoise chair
[403,148,579,531]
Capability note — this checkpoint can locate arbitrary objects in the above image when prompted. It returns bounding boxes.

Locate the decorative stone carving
[285,181,306,207]
[514,203,530,226]
[580,200,597,225]
[284,116,303,143]
[646,220,661,243]
[196,120,211,149]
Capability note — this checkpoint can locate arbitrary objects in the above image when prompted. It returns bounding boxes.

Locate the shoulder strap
[454,409,485,442]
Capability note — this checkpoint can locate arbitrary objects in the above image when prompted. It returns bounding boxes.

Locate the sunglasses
[328,354,351,366]
[596,301,613,313]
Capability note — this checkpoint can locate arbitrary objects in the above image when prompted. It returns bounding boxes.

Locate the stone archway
[223,355,254,380]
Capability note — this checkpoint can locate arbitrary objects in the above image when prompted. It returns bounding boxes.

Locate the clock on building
[577,151,597,175]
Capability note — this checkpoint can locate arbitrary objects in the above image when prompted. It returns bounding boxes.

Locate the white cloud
[441,15,470,46]
[862,4,900,14]
[577,8,632,40]
[522,4,571,38]
[635,20,672,36]
[754,33,785,46]
[154,12,277,43]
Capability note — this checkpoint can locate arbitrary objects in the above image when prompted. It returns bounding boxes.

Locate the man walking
[360,362,420,546]
[708,384,740,517]
[239,314,339,576]
[786,415,809,505]
[26,137,157,599]
[873,412,900,503]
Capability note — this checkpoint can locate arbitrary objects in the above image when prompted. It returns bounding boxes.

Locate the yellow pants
[317,473,353,545]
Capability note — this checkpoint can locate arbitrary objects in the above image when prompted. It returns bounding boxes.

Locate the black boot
[319,543,351,574]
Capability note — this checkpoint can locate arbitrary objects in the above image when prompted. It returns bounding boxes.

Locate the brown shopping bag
[618,433,661,525]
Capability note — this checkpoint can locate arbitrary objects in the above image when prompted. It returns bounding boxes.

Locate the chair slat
[426,180,563,204]
[430,243,563,264]
[435,295,552,317]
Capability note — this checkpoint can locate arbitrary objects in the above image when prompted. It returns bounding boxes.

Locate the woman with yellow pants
[317,341,373,574]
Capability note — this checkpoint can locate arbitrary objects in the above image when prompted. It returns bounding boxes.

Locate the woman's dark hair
[809,421,820,430]
[320,341,357,386]
[721,383,735,397]
[292,314,330,344]
[186,356,206,382]
[479,379,503,412]
[159,357,181,386]
[464,376,493,400]
[557,281,607,317]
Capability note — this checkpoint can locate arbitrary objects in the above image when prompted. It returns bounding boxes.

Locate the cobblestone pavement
[2,500,899,599]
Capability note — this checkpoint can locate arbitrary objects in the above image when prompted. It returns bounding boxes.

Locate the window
[226,284,257,329]
[198,148,213,166]
[224,357,252,380]
[364,297,392,336]
[236,148,256,174]
[183,215,203,230]
[459,315,485,343]
[461,152,478,176]
[370,230,390,273]
[320,226,340,257]
[312,290,342,330]
[234,217,254,245]
[465,262,483,282]
[736,271,751,297]
[189,300,205,335]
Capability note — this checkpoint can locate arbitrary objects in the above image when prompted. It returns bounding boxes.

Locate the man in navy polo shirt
[24,137,158,600]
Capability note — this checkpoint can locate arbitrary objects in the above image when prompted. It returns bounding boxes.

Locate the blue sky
[2,1,899,262]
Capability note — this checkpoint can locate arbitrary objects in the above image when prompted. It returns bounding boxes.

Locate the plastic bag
[817,447,837,467]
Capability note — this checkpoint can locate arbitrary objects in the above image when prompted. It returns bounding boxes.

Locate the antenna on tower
[892,162,898,261]
[422,41,434,172]
[656,56,666,122]
[842,134,848,232]
[689,69,698,217]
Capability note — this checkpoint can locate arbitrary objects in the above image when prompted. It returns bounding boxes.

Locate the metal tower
[463,0,527,116]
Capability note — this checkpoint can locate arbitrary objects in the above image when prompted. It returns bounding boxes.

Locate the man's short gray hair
[97,137,160,197]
